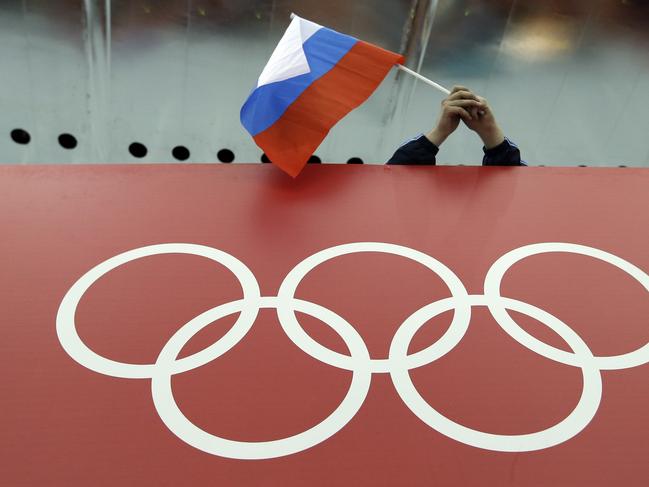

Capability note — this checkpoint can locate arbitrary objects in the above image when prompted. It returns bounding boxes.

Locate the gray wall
[1,0,648,166]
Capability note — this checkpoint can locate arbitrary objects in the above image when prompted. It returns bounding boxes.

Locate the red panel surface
[1,164,649,486]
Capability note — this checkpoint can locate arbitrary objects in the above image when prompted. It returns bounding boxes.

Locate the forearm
[477,125,505,150]
[425,127,451,148]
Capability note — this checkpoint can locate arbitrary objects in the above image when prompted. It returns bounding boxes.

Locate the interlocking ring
[56,242,649,459]
[484,243,649,370]
[276,242,471,373]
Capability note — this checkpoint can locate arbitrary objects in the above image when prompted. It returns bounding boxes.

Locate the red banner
[1,165,649,486]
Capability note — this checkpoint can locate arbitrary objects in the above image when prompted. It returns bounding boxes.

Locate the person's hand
[425,86,486,147]
[460,90,506,149]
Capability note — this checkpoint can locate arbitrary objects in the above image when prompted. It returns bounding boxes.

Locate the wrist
[478,125,505,150]
[425,127,450,147]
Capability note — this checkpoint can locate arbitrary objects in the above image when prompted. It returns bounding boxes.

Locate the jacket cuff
[414,134,440,156]
[483,138,511,156]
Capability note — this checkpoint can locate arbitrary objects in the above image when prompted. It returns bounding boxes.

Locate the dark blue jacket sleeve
[482,138,525,166]
[387,135,439,165]
[388,135,526,166]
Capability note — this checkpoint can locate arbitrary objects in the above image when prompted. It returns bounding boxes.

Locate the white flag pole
[396,64,450,95]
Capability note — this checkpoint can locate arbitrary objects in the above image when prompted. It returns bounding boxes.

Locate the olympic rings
[56,242,649,459]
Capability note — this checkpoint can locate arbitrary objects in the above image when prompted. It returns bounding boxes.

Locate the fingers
[445,87,493,121]
[448,90,480,102]
[445,99,484,120]
[446,99,483,109]
[446,105,473,121]
[448,90,483,118]
[449,87,489,108]
[476,96,489,117]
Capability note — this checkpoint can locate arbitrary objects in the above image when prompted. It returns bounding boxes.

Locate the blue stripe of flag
[240,27,358,137]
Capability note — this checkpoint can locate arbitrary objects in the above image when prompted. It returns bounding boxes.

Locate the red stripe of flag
[254,41,404,177]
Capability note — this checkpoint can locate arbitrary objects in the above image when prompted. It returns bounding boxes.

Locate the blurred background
[1,0,648,166]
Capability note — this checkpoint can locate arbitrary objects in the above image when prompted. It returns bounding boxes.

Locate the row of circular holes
[9,129,631,167]
[9,128,365,164]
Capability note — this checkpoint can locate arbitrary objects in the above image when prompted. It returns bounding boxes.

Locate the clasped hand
[426,86,505,150]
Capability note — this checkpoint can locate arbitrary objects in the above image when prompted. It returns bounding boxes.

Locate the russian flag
[240,15,405,177]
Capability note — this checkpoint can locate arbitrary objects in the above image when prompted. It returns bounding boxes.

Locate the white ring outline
[151,296,372,460]
[484,243,649,370]
[389,295,602,452]
[276,242,472,373]
[56,244,261,378]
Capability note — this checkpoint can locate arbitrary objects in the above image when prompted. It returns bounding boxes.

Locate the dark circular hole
[172,146,190,161]
[578,164,587,167]
[308,155,321,164]
[129,142,148,158]
[261,153,271,164]
[347,157,364,164]
[618,165,627,168]
[218,149,235,163]
[11,128,31,145]
[58,133,77,149]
